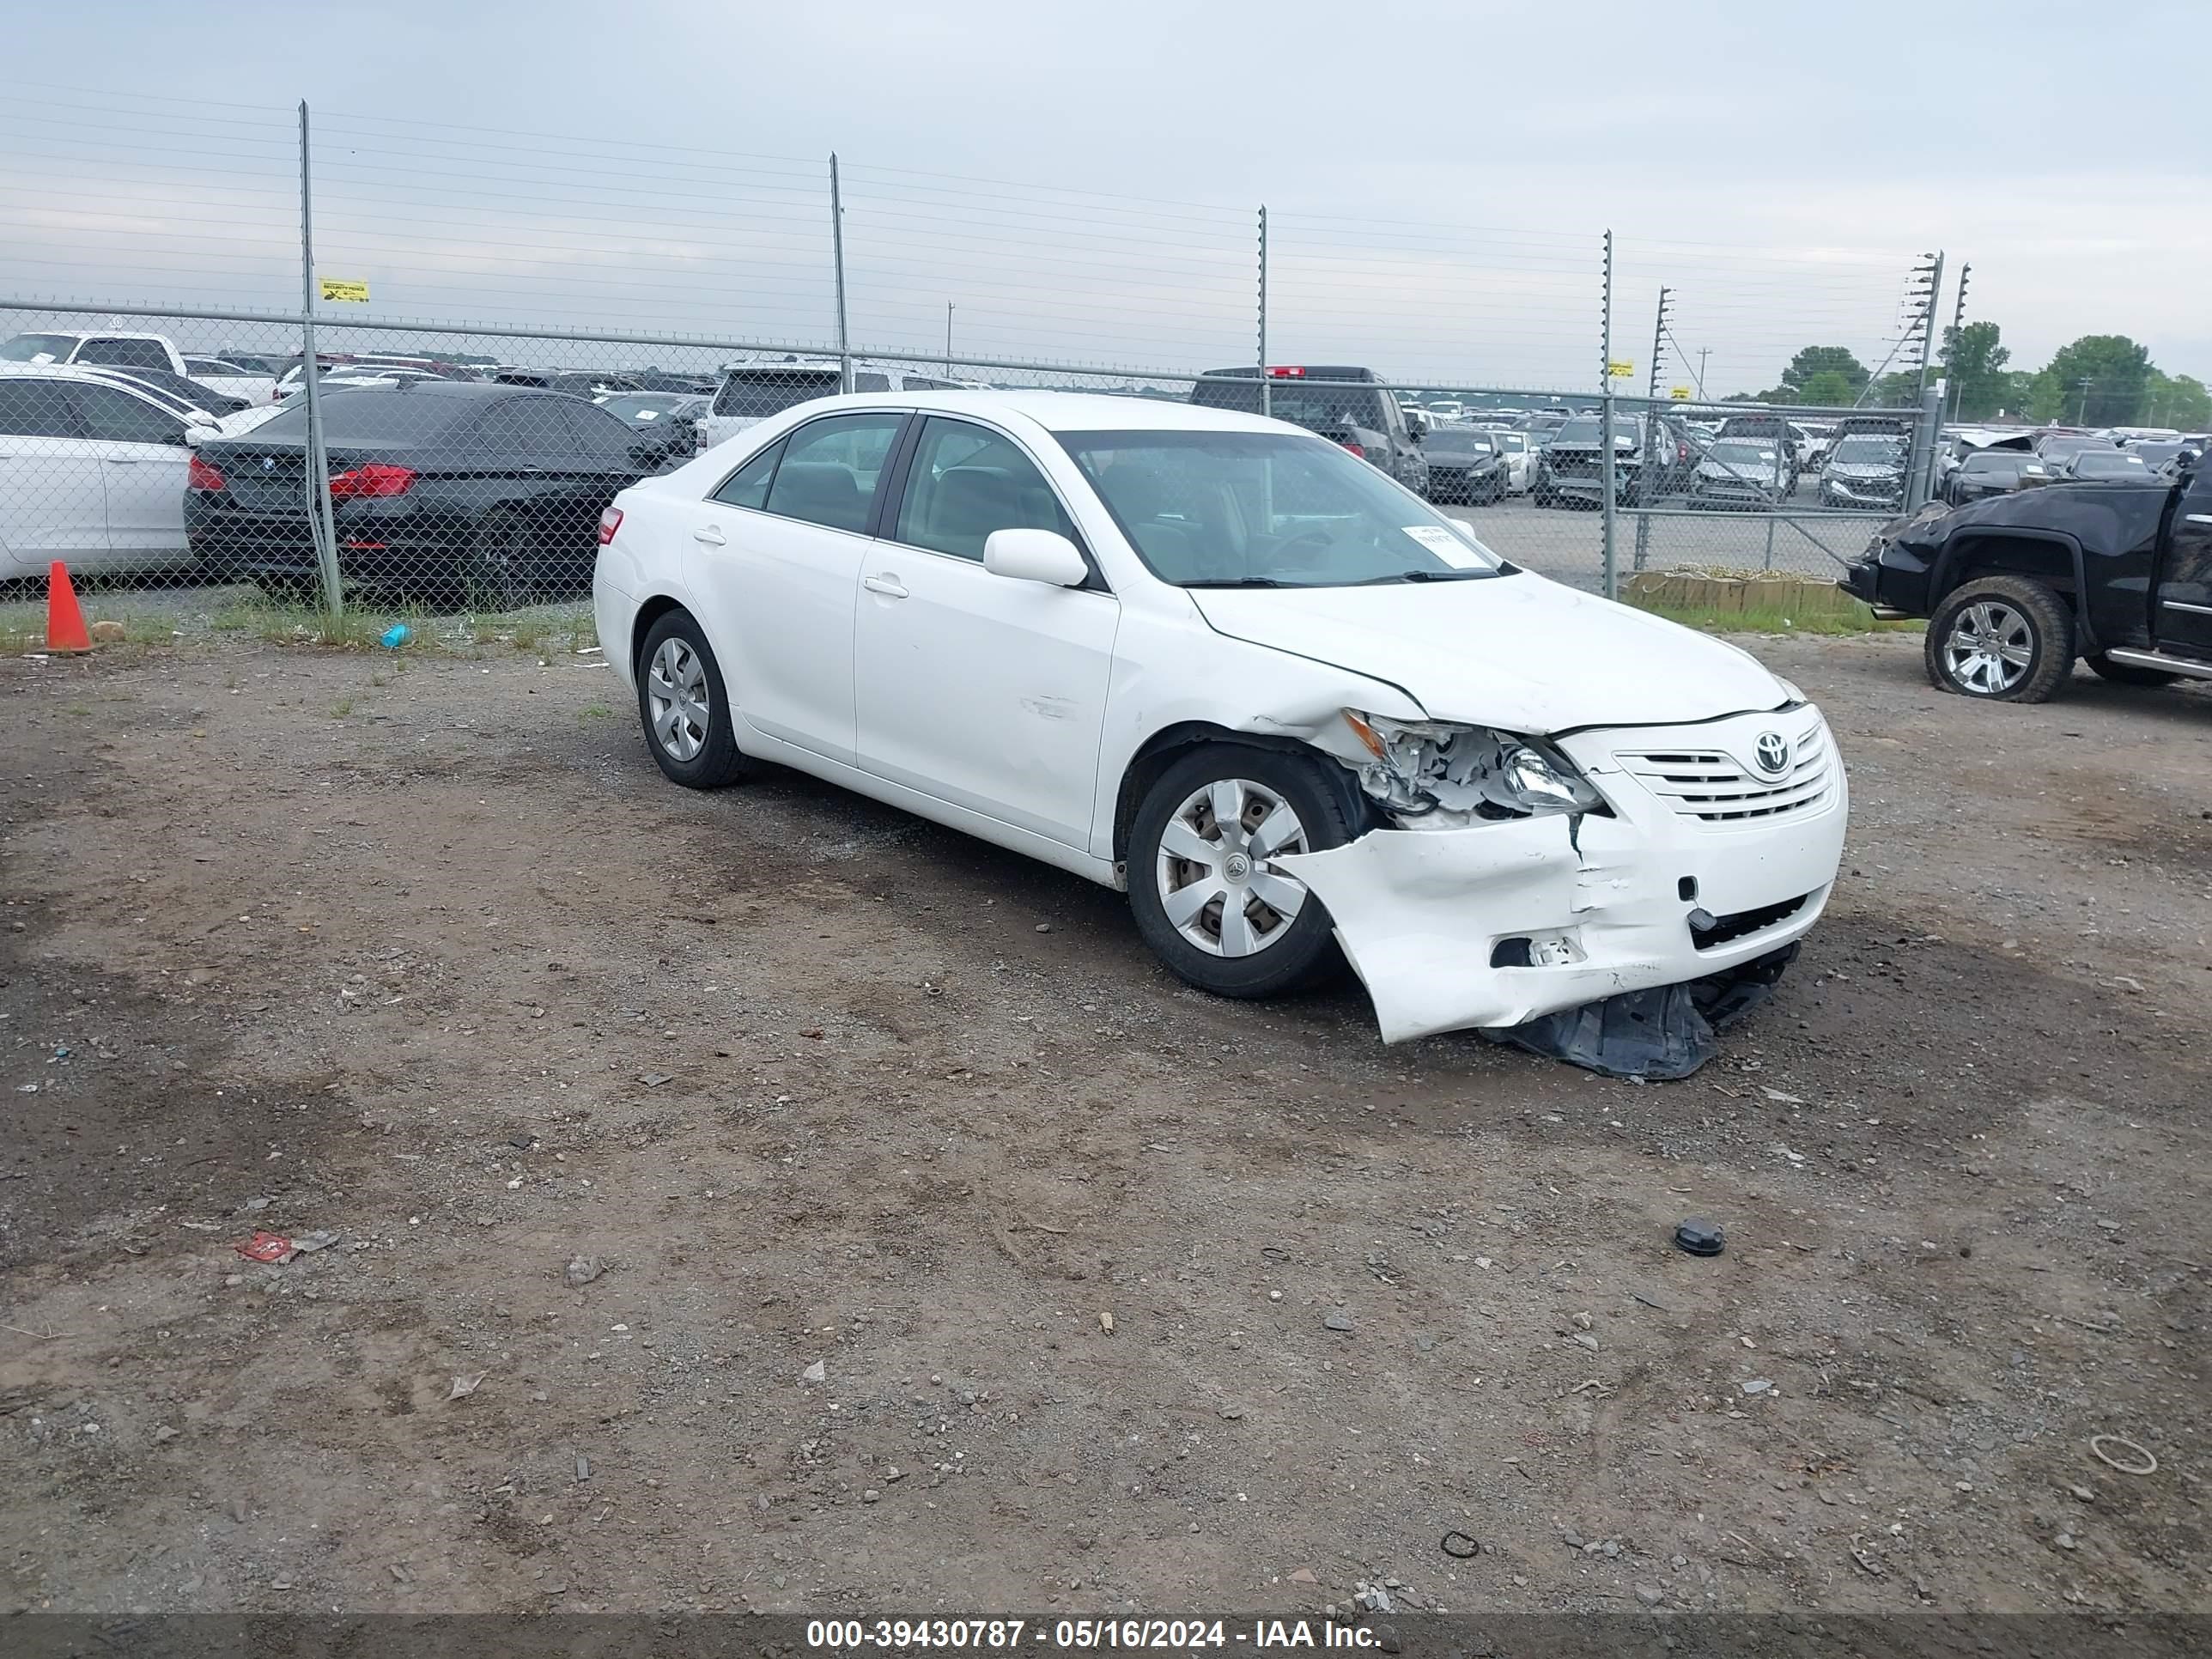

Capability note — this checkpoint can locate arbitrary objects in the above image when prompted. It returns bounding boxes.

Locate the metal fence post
[296,101,343,623]
[829,153,852,392]
[1256,206,1270,420]
[1599,230,1618,602]
[1907,382,1945,509]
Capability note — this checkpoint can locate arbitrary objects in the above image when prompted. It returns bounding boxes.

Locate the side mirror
[983,527,1088,586]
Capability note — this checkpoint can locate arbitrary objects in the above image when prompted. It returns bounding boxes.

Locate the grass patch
[1630,599,1919,636]
[1622,568,1920,636]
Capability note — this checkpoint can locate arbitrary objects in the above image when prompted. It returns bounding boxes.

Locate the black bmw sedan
[187,380,673,605]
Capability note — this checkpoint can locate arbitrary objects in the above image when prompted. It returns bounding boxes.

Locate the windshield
[1060,429,1507,588]
[1960,453,2024,474]
[1710,441,1774,465]
[714,368,841,419]
[1,334,78,363]
[600,394,684,419]
[2070,453,2148,477]
[1554,416,1640,445]
[1832,437,1903,464]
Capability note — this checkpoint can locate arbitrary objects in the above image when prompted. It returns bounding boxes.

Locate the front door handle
[105,456,142,465]
[862,574,908,599]
[692,526,726,545]
[2185,513,2212,526]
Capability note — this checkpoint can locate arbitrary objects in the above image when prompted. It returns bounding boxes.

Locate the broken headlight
[1340,711,1605,823]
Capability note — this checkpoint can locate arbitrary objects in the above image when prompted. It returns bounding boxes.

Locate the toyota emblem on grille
[1753,732,1791,775]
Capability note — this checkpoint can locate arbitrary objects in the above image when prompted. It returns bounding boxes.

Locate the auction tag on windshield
[1402,524,1483,568]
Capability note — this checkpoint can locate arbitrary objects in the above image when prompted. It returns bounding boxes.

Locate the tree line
[1726,329,2209,428]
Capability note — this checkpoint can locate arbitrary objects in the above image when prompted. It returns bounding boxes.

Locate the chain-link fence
[0,88,1951,642]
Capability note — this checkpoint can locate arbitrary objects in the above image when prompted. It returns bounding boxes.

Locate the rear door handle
[692,526,726,546]
[105,456,141,465]
[862,574,908,599]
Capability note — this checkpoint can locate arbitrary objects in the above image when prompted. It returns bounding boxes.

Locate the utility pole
[945,302,954,377]
[2077,379,2094,424]
[1256,205,1270,420]
[1647,286,1672,400]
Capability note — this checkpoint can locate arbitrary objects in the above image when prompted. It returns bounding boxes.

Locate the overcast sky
[8,0,2206,394]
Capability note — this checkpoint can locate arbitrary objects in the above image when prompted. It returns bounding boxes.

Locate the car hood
[1826,464,1903,479]
[1898,477,2172,556]
[1188,574,1790,733]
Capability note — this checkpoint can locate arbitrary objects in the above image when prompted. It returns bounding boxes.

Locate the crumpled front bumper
[1273,706,1847,1043]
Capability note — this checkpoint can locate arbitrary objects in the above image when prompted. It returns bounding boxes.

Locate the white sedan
[594,392,1846,1043]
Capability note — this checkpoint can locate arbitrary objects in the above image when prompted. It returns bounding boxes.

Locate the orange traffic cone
[45,561,92,654]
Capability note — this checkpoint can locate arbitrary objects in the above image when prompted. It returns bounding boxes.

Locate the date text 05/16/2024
[805,1620,1387,1650]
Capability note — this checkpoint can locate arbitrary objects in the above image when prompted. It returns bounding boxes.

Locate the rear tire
[1924,575,2075,703]
[1127,744,1357,1000]
[465,507,535,611]
[635,608,752,788]
[2086,652,2182,688]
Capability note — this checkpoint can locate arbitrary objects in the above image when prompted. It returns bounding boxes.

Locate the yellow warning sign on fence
[1670,386,1692,399]
[319,278,370,303]
[1607,360,1633,379]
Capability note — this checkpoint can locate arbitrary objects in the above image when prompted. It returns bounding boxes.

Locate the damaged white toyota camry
[594,392,1846,1046]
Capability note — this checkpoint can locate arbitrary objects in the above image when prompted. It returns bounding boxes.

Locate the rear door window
[710,439,784,510]
[67,383,185,445]
[762,413,904,534]
[0,379,86,438]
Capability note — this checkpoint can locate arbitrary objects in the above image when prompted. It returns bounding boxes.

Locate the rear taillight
[1339,441,1366,459]
[597,506,623,545]
[1678,442,1689,464]
[186,454,227,492]
[326,463,416,499]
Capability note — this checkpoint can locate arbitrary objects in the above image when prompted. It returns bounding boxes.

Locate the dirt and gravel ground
[1,626,2206,1621]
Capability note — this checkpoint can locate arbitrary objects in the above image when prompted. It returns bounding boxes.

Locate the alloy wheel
[1943,600,2034,695]
[647,636,711,762]
[1153,778,1311,957]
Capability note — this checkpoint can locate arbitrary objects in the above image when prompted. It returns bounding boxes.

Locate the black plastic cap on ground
[1674,1218,1725,1256]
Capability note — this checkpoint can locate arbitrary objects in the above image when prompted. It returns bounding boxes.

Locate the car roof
[774,389,1292,436]
[0,361,171,389]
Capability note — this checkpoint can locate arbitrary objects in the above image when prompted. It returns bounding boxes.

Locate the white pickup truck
[696,359,987,451]
[0,330,277,405]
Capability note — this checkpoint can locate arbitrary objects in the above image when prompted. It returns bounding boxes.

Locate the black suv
[1534,410,1697,507]
[1190,367,1429,495]
[1842,450,2212,702]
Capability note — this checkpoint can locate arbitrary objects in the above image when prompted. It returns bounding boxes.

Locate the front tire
[2086,652,2182,688]
[1127,745,1358,1000]
[1924,575,2075,703]
[635,609,752,788]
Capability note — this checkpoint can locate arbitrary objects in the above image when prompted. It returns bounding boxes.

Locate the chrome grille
[1619,722,1833,823]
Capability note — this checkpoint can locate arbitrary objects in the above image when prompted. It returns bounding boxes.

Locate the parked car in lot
[596,392,708,462]
[1419,424,1511,504]
[1,329,190,378]
[2051,448,2153,483]
[696,361,977,453]
[1534,411,1695,507]
[1818,434,1909,510]
[596,390,1844,1043]
[1491,428,1535,493]
[1188,366,1429,497]
[1944,450,2050,505]
[189,381,667,605]
[0,363,217,576]
[1843,451,2212,702]
[180,356,279,406]
[1691,438,1789,509]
